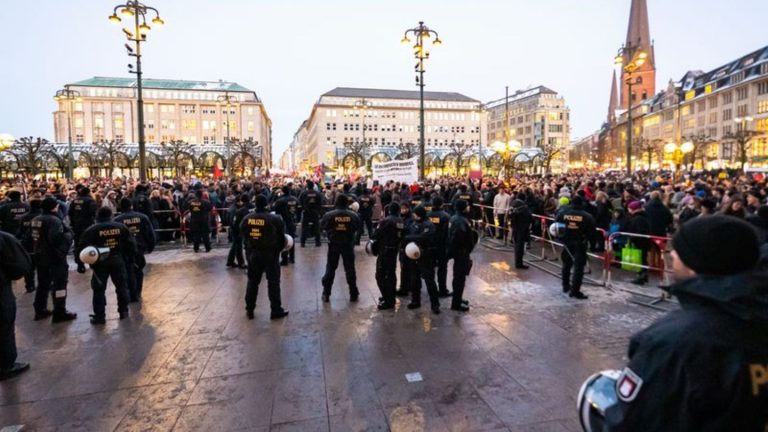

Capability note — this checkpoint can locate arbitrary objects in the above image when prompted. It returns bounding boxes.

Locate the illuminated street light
[614,41,648,175]
[53,87,82,178]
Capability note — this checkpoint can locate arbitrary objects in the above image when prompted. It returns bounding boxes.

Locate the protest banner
[372,157,418,183]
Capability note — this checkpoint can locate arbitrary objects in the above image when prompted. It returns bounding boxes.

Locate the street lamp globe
[664,142,678,153]
[681,141,694,154]
[109,13,122,24]
[0,134,14,150]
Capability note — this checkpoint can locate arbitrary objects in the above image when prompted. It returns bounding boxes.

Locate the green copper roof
[69,77,252,93]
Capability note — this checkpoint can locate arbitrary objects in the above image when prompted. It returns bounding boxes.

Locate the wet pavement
[0,241,667,431]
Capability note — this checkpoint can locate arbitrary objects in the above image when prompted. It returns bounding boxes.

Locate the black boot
[51,310,77,323]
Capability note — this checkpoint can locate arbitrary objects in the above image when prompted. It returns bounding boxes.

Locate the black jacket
[77,219,136,261]
[625,211,651,250]
[0,200,30,237]
[447,213,475,258]
[31,213,73,263]
[240,210,285,252]
[427,209,450,248]
[0,231,32,296]
[114,211,156,254]
[371,215,404,250]
[605,272,768,432]
[554,206,595,244]
[405,218,436,252]
[68,195,97,231]
[644,198,673,237]
[321,208,361,246]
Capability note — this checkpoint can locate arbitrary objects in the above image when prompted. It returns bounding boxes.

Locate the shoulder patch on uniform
[616,367,643,402]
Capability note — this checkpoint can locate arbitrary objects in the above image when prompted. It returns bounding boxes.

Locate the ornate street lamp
[108,1,165,182]
[664,140,694,174]
[402,21,442,181]
[614,42,648,176]
[217,91,239,176]
[54,87,82,178]
[491,139,521,178]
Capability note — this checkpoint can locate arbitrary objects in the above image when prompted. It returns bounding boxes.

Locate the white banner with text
[372,157,418,184]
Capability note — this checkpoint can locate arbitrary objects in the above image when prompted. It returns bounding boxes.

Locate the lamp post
[353,98,372,169]
[54,87,82,178]
[491,139,521,178]
[402,21,441,181]
[475,103,486,177]
[217,90,239,176]
[614,41,648,176]
[664,141,694,176]
[108,1,165,182]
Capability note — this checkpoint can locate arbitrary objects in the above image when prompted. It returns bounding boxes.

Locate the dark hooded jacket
[605,272,768,432]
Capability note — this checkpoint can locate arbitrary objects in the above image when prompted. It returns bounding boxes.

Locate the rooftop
[485,85,561,109]
[69,77,254,93]
[321,87,479,103]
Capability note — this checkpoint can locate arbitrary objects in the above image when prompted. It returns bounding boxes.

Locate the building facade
[294,87,483,175]
[52,77,273,168]
[484,86,571,172]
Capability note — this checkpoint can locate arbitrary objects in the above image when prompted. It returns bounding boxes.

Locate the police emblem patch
[616,367,643,402]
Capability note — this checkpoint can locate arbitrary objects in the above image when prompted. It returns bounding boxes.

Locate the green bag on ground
[621,242,643,272]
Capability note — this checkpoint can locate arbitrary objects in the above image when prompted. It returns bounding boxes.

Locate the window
[708,97,718,109]
[757,118,768,132]
[75,134,84,143]
[247,121,255,133]
[737,87,749,101]
[709,112,718,124]
[247,107,254,115]
[737,105,748,117]
[160,104,175,113]
[145,121,154,129]
[181,104,196,114]
[74,117,84,128]
[115,134,124,144]
[74,102,83,111]
[94,116,104,128]
[722,108,732,121]
[758,100,768,114]
[112,103,123,112]
[758,81,768,96]
[697,101,706,112]
[113,117,124,129]
[182,119,197,130]
[93,103,104,112]
[144,104,155,113]
[722,92,733,104]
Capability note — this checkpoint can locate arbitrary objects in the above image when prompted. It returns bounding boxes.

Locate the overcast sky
[1,0,766,162]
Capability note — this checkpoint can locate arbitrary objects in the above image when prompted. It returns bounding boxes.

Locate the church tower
[620,0,656,109]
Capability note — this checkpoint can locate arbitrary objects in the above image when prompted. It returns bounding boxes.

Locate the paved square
[1,243,664,431]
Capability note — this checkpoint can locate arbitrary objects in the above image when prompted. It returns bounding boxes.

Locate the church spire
[619,0,656,109]
[625,0,654,66]
[608,70,618,123]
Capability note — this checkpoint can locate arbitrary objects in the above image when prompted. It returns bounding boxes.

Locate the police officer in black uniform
[0,190,30,238]
[240,195,289,320]
[68,187,98,273]
[77,207,135,324]
[396,202,415,297]
[132,184,158,230]
[226,194,250,269]
[273,186,298,266]
[447,200,474,312]
[185,190,212,252]
[19,194,42,293]
[427,196,451,297]
[320,195,361,303]
[31,197,77,323]
[371,202,404,310]
[554,195,595,300]
[0,230,33,381]
[299,180,323,247]
[509,193,532,270]
[603,216,768,431]
[114,198,156,302]
[406,206,441,314]
[356,189,374,244]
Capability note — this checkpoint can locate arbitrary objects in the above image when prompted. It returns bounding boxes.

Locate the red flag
[213,164,222,179]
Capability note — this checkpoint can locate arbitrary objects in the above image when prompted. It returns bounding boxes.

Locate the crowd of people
[0,168,767,432]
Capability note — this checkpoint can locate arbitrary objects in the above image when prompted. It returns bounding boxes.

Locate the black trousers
[190,227,211,251]
[411,253,440,307]
[451,254,471,308]
[321,243,357,296]
[34,259,68,315]
[245,249,282,312]
[227,236,245,266]
[513,229,527,267]
[0,283,17,369]
[125,253,147,300]
[91,258,130,319]
[399,250,415,293]
[72,229,85,266]
[358,214,373,239]
[484,208,495,237]
[24,253,36,291]
[562,242,588,293]
[433,247,448,293]
[496,214,507,240]
[301,213,320,246]
[376,247,398,305]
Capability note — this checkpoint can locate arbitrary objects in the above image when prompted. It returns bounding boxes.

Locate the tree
[92,139,128,178]
[723,129,759,172]
[6,137,53,176]
[682,133,714,171]
[447,139,473,175]
[230,138,262,177]
[634,138,660,170]
[540,141,562,174]
[159,139,195,177]
[395,142,418,159]
[342,138,367,170]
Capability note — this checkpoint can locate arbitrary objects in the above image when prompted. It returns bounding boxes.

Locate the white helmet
[349,201,360,212]
[365,240,376,256]
[283,234,295,252]
[549,222,567,238]
[405,242,421,260]
[577,369,621,432]
[79,246,110,265]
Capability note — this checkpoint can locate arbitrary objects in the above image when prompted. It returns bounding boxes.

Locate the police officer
[0,230,32,381]
[185,190,212,252]
[406,206,441,314]
[299,180,323,247]
[273,186,299,266]
[427,196,451,297]
[114,198,156,302]
[240,195,289,320]
[451,184,476,216]
[509,193,532,270]
[0,190,30,237]
[31,197,77,322]
[396,202,415,297]
[356,189,374,244]
[603,216,768,431]
[554,195,595,300]
[132,184,158,230]
[68,187,97,273]
[226,194,251,269]
[371,202,404,310]
[320,195,361,303]
[447,200,475,312]
[19,194,42,293]
[78,207,135,324]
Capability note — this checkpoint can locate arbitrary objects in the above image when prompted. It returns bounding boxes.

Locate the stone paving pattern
[0,242,665,431]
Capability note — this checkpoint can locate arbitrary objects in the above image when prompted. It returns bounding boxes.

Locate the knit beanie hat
[672,215,760,276]
[41,197,58,212]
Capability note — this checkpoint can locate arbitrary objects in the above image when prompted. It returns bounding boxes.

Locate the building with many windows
[484,86,571,172]
[52,77,273,168]
[294,87,483,175]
